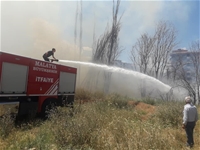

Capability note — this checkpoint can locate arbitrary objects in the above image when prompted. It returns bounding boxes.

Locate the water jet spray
[59,59,172,99]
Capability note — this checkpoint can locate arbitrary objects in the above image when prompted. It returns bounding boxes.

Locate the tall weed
[154,102,183,128]
[0,110,15,138]
[0,90,199,150]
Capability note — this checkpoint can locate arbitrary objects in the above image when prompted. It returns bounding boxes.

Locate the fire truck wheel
[66,95,74,108]
[41,98,57,119]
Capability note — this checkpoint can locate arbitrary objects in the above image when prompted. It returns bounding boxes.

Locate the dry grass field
[0,89,200,150]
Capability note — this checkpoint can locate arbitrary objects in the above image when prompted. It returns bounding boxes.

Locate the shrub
[105,94,129,109]
[154,102,183,128]
[74,88,93,102]
[141,97,157,105]
[0,110,15,138]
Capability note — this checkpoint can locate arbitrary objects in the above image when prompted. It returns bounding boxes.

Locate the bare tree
[92,0,123,65]
[169,40,200,104]
[130,20,178,79]
[189,40,200,104]
[90,0,123,94]
[130,33,155,74]
[151,21,177,78]
[171,54,196,101]
[107,0,122,65]
[93,25,112,64]
[168,53,184,81]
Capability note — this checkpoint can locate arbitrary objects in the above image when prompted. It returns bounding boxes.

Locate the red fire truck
[0,51,77,118]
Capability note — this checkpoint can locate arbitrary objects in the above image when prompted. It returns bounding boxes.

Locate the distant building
[114,60,134,70]
[169,49,200,82]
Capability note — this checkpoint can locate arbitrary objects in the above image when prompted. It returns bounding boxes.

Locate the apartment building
[170,49,200,81]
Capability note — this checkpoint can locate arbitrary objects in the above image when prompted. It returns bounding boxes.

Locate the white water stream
[59,60,173,99]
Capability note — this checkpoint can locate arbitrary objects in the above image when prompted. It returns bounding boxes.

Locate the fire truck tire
[40,98,57,119]
[66,95,74,108]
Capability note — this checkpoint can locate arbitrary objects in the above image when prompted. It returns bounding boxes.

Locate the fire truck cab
[0,51,77,118]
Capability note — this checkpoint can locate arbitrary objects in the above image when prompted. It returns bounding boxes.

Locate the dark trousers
[43,55,49,62]
[185,122,195,146]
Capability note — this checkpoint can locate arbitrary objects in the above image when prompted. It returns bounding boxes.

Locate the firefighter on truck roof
[43,48,57,62]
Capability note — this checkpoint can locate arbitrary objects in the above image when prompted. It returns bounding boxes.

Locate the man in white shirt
[182,96,198,148]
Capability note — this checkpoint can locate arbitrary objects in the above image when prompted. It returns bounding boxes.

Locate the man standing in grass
[182,96,198,148]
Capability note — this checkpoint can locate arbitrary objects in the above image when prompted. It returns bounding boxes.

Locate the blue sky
[1,0,199,63]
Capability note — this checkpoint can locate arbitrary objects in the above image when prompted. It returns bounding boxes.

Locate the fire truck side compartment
[59,72,76,93]
[0,62,28,94]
